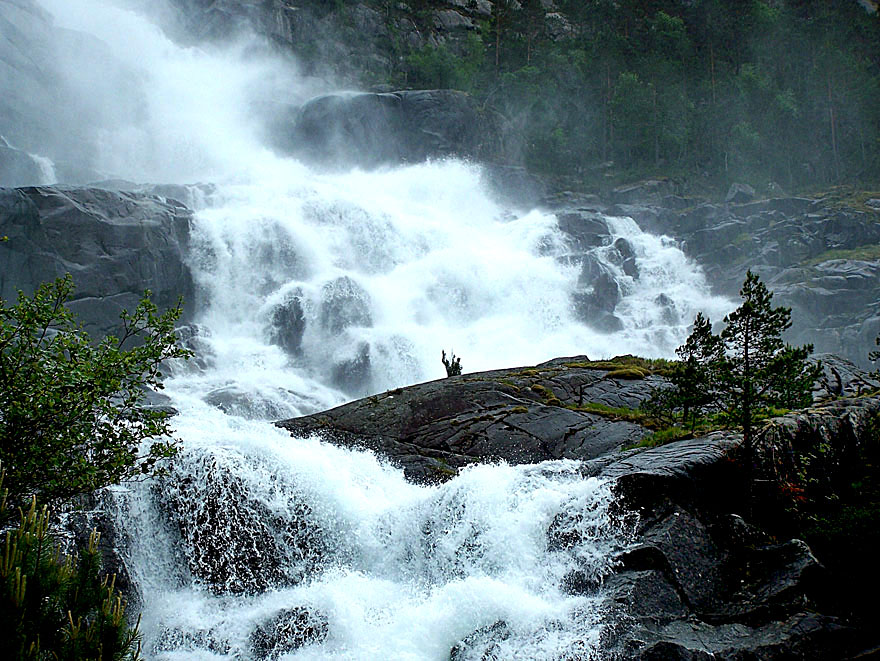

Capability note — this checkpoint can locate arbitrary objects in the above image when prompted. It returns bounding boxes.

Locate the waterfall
[24,0,734,657]
[110,409,634,659]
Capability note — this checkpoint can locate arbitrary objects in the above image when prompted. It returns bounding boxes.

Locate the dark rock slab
[598,395,880,659]
[277,359,656,483]
[271,89,510,170]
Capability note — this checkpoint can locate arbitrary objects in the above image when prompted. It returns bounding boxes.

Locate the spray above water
[24,0,733,657]
[35,0,730,398]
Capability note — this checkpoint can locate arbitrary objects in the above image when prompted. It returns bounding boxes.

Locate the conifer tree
[674,311,722,430]
[649,271,820,452]
[717,271,820,454]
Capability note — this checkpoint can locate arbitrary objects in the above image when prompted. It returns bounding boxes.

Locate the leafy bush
[0,275,189,518]
[0,467,141,659]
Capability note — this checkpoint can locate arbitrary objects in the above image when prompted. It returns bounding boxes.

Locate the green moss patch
[563,354,676,376]
[801,244,880,266]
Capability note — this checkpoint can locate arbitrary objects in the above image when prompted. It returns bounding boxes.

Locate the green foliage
[0,275,190,517]
[403,34,484,91]
[717,272,821,441]
[605,367,648,380]
[563,355,676,375]
[646,271,821,442]
[568,401,652,426]
[0,467,141,660]
[626,426,692,450]
[441,349,462,376]
[388,0,880,190]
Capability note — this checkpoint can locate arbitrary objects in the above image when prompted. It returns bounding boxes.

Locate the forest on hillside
[385,0,879,194]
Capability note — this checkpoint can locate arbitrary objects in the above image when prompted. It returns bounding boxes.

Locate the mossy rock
[606,367,649,379]
[563,354,675,376]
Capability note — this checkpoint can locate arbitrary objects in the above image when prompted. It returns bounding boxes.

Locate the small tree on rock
[648,271,820,450]
[675,311,723,429]
[717,271,821,452]
[441,350,462,377]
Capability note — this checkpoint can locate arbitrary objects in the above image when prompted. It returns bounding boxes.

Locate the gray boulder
[725,182,756,204]
[269,289,306,356]
[0,186,194,339]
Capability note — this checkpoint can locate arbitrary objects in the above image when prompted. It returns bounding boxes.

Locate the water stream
[27,0,734,657]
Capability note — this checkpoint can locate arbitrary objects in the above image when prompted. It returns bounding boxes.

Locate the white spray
[29,0,731,657]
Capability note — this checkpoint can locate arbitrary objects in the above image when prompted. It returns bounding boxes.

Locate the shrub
[0,275,190,518]
[0,467,141,659]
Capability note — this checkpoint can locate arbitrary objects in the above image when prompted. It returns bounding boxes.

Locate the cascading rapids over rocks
[4,0,739,657]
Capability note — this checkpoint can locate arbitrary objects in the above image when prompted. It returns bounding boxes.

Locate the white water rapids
[26,0,734,657]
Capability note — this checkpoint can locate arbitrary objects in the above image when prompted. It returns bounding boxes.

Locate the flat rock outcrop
[278,357,880,659]
[0,186,195,338]
[278,356,659,483]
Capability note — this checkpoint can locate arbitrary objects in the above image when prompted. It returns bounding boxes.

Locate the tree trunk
[828,73,841,181]
[743,307,753,515]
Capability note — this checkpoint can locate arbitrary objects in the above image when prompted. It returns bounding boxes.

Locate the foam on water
[30,0,733,657]
[111,400,631,659]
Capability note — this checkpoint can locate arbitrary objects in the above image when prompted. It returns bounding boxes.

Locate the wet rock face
[319,276,372,336]
[331,341,372,395]
[0,186,195,338]
[450,620,510,661]
[250,607,329,659]
[160,451,330,595]
[268,289,306,356]
[595,395,880,660]
[271,90,510,170]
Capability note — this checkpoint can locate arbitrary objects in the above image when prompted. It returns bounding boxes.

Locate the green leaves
[648,271,821,441]
[0,484,142,660]
[0,275,190,517]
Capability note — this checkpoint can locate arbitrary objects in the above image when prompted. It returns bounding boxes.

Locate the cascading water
[25,0,734,657]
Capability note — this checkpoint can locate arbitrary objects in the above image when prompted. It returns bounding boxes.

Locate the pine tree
[674,311,722,430]
[717,271,821,454]
[648,271,821,451]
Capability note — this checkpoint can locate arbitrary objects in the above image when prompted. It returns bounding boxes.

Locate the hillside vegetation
[228,0,879,196]
[395,1,879,193]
